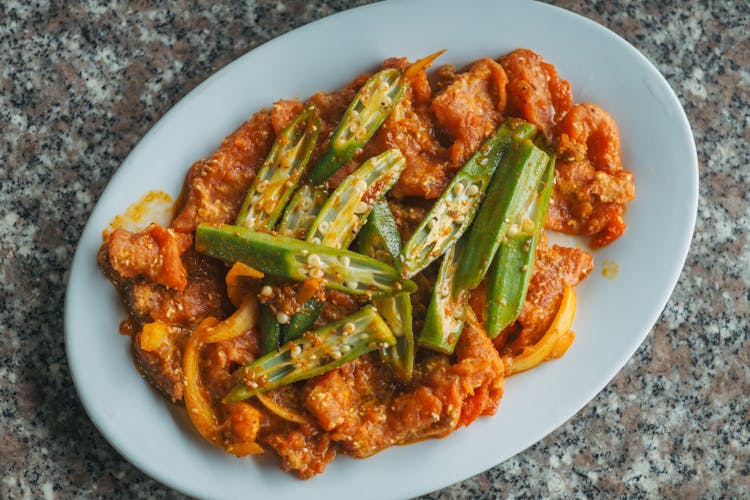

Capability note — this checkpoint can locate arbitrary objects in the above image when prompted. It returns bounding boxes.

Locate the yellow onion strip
[255,392,314,426]
[225,261,263,308]
[404,50,446,79]
[183,316,263,456]
[508,285,577,375]
[203,295,259,344]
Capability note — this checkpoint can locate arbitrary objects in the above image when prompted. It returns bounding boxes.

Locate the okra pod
[401,119,537,278]
[357,200,403,270]
[224,305,395,402]
[276,183,328,239]
[282,298,323,342]
[195,223,415,297]
[418,239,469,355]
[236,105,321,230]
[358,201,414,380]
[310,68,405,185]
[259,304,281,355]
[308,149,406,248]
[485,155,556,337]
[454,138,550,292]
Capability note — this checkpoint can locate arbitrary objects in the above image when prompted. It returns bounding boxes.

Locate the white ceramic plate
[65,0,698,498]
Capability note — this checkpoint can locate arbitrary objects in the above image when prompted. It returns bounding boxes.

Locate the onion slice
[508,285,577,375]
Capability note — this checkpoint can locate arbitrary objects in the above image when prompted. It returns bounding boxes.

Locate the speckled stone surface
[1,0,747,498]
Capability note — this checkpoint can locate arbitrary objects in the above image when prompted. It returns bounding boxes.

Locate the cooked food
[98,48,634,478]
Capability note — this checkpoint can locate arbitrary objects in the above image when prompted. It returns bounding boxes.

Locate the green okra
[418,239,469,355]
[259,304,281,355]
[308,148,406,248]
[236,105,321,230]
[454,138,550,292]
[282,298,324,342]
[277,183,328,240]
[485,155,556,337]
[358,201,414,380]
[196,223,415,297]
[310,68,405,185]
[224,305,395,402]
[401,119,537,278]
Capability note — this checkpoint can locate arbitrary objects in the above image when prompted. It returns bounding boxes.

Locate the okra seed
[453,182,464,195]
[276,312,290,324]
[355,180,368,192]
[466,184,480,196]
[343,322,356,334]
[307,254,322,267]
[330,350,342,360]
[521,264,528,272]
[260,286,273,298]
[310,237,321,244]
[340,256,351,266]
[291,345,302,356]
[310,268,324,279]
[341,344,352,353]
[454,215,465,224]
[318,221,330,232]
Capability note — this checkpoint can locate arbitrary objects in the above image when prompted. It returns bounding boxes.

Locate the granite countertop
[2,0,747,497]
